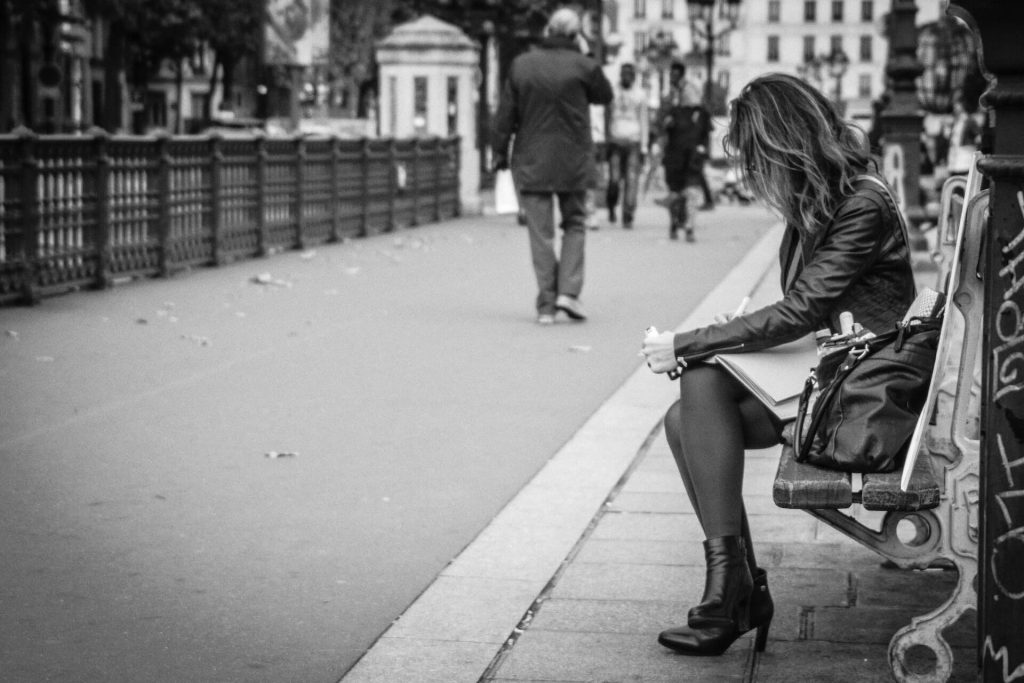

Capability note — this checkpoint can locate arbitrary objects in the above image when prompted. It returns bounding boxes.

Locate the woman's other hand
[642,330,680,374]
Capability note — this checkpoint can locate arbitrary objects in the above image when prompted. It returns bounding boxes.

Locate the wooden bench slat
[772,444,853,509]
[862,452,941,511]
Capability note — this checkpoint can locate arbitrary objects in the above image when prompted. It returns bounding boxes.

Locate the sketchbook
[711,334,818,422]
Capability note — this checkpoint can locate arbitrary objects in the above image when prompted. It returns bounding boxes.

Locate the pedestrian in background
[641,73,915,657]
[655,61,711,242]
[492,6,613,325]
[605,62,648,230]
[945,99,981,175]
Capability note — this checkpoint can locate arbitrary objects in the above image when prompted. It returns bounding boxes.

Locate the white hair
[546,7,581,38]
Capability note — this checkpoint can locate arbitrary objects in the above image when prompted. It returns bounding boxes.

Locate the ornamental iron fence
[0,130,461,305]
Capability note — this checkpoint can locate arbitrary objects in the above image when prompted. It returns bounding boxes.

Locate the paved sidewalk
[342,229,978,682]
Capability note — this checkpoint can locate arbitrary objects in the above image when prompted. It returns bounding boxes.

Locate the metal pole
[880,0,926,231]
[948,3,1024,680]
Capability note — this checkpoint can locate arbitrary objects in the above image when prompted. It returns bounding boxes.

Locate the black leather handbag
[793,315,942,473]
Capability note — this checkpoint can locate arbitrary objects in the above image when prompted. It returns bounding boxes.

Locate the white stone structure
[376,16,481,214]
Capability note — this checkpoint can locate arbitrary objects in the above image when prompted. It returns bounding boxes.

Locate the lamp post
[685,0,741,109]
[916,16,977,115]
[880,0,925,227]
[797,48,849,115]
[825,48,850,115]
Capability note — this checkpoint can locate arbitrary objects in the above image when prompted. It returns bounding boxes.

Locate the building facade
[607,0,943,132]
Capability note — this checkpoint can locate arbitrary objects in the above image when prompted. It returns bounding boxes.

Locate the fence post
[154,132,172,277]
[90,126,112,289]
[294,134,306,249]
[330,135,341,242]
[14,126,40,304]
[209,133,223,265]
[361,138,370,237]
[388,138,396,231]
[255,133,268,256]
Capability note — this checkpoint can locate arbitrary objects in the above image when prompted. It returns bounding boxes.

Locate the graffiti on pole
[985,183,1024,682]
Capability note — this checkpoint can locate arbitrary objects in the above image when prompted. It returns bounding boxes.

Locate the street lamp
[685,0,742,109]
[916,16,978,114]
[824,48,850,113]
[797,48,850,115]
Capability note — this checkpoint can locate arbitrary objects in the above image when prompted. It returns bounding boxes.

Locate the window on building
[634,30,648,54]
[831,1,843,21]
[413,76,428,131]
[803,35,816,62]
[716,32,732,57]
[662,0,674,19]
[858,74,872,98]
[804,1,816,22]
[388,76,397,134]
[145,90,167,128]
[831,35,843,55]
[634,0,646,18]
[768,0,780,22]
[859,35,872,61]
[447,77,458,137]
[861,0,873,21]
[767,35,780,62]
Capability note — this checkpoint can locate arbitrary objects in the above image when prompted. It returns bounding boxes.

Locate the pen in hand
[733,296,751,319]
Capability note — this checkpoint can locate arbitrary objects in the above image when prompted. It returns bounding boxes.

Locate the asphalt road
[0,200,778,682]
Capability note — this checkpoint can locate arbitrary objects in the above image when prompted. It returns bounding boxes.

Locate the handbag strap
[854,174,912,254]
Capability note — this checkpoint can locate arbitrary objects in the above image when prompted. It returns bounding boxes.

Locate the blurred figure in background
[491,6,612,324]
[945,99,981,175]
[605,63,648,230]
[655,61,711,242]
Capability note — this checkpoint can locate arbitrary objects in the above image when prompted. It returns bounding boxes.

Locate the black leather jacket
[673,175,916,364]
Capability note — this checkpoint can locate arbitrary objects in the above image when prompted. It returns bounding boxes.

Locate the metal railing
[0,129,461,305]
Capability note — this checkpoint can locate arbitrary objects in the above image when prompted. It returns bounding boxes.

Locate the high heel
[687,536,753,629]
[658,568,774,656]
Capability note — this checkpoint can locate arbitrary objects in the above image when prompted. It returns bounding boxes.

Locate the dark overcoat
[491,36,613,193]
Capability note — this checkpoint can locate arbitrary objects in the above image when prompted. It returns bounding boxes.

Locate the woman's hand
[642,330,681,374]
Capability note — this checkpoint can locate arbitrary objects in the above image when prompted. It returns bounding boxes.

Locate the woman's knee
[663,400,682,442]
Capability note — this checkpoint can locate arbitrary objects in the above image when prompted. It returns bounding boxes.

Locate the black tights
[664,364,784,565]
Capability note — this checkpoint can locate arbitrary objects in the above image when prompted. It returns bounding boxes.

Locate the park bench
[772,167,986,683]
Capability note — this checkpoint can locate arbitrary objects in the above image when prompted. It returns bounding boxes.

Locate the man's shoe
[685,229,696,243]
[536,313,555,325]
[555,295,586,321]
[699,202,715,211]
[623,221,633,230]
[608,207,617,223]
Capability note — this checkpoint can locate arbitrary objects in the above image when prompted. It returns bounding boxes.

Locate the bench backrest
[899,162,987,490]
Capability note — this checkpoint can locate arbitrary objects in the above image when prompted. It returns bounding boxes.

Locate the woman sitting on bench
[640,73,916,657]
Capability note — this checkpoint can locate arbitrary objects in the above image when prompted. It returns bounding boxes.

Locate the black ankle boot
[687,536,754,629]
[658,568,773,656]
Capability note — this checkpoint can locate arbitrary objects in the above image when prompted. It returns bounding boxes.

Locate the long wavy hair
[723,73,872,240]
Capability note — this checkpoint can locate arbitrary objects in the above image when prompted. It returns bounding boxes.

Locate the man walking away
[491,7,613,325]
[606,63,648,230]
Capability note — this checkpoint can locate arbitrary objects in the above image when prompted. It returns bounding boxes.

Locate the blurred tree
[198,0,264,121]
[330,0,405,118]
